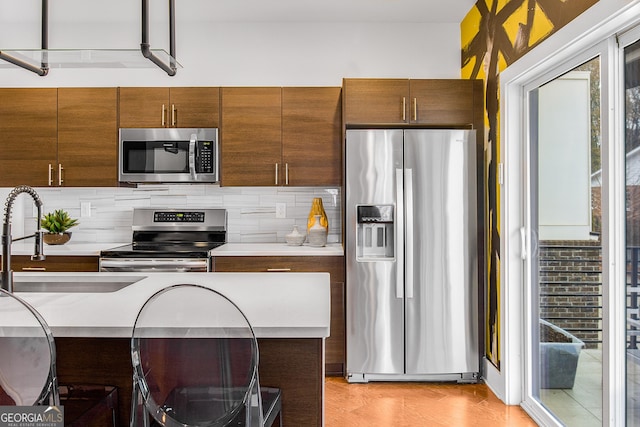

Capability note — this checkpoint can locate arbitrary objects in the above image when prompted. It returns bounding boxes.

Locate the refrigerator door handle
[396,168,404,299]
[405,168,414,299]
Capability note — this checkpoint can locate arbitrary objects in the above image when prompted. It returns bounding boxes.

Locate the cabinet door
[282,87,342,186]
[410,79,475,125]
[118,87,169,128]
[58,88,118,186]
[0,88,57,187]
[212,255,346,376]
[168,87,220,128]
[220,88,282,186]
[343,79,409,124]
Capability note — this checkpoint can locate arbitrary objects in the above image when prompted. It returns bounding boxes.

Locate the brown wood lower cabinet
[9,255,99,272]
[55,336,323,427]
[212,256,345,376]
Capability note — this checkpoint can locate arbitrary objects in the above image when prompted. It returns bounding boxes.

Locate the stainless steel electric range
[99,208,226,272]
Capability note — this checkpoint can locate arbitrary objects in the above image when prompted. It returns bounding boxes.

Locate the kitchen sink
[12,275,145,293]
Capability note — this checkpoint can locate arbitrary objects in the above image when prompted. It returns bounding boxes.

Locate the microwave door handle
[189,134,197,179]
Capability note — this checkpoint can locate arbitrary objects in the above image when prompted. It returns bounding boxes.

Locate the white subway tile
[5,186,341,244]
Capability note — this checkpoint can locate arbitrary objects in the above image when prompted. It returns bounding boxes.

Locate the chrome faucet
[1,186,46,292]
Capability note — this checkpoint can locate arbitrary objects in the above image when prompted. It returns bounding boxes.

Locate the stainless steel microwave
[119,128,219,183]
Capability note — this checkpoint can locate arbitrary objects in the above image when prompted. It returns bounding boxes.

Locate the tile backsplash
[1,185,341,244]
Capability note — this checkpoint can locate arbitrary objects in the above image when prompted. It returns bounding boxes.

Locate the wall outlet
[275,203,286,219]
[81,202,91,217]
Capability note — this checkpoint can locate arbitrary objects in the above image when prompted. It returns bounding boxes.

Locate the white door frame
[494,1,640,425]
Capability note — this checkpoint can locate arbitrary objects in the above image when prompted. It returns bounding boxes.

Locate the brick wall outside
[538,240,602,349]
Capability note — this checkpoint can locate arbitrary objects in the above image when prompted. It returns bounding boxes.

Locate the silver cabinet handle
[58,164,64,186]
[405,168,414,299]
[275,163,279,185]
[171,104,176,127]
[161,104,166,127]
[48,164,53,186]
[22,267,46,271]
[267,268,292,272]
[285,163,289,185]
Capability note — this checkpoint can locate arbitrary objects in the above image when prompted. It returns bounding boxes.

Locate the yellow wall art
[461,0,599,370]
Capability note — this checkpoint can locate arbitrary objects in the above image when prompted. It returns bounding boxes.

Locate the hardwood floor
[325,377,537,426]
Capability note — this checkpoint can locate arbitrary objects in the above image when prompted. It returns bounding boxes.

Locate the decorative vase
[285,225,306,246]
[43,232,72,245]
[308,215,327,247]
[307,197,329,234]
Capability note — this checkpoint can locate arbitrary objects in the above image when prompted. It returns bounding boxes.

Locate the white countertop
[9,242,343,257]
[7,272,330,340]
[10,241,128,256]
[210,242,343,256]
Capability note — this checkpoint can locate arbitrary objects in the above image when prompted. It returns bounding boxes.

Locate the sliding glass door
[528,55,603,426]
[521,27,640,426]
[624,35,640,426]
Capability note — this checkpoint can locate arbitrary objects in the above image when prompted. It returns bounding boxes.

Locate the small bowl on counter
[285,225,306,246]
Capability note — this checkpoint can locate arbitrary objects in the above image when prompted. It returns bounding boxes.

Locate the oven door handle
[99,258,209,272]
[189,134,197,179]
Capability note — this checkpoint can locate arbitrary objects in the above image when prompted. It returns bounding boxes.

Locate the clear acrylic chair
[0,288,60,407]
[130,284,282,427]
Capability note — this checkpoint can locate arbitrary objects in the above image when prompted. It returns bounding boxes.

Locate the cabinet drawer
[10,256,99,272]
[213,256,343,279]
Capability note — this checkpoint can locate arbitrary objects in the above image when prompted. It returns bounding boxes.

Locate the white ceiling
[2,0,478,24]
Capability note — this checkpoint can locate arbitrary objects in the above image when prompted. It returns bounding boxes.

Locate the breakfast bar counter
[11,271,330,427]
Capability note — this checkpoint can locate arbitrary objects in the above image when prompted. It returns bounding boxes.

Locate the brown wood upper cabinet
[220,87,282,186]
[119,87,220,128]
[0,88,117,187]
[58,88,118,186]
[221,87,342,187]
[282,87,342,186]
[0,88,57,187]
[343,78,479,126]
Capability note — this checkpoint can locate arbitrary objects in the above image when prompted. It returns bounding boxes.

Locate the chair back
[131,284,264,427]
[0,288,59,407]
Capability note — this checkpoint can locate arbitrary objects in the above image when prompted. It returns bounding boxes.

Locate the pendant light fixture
[0,0,179,76]
[141,0,177,76]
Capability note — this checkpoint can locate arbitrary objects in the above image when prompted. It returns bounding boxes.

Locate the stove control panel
[154,211,205,223]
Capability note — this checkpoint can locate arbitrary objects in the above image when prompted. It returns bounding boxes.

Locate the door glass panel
[531,56,603,425]
[625,37,640,426]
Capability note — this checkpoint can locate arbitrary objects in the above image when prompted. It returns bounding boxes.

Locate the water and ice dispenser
[356,205,394,260]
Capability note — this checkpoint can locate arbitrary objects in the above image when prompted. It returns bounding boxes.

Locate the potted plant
[40,209,79,245]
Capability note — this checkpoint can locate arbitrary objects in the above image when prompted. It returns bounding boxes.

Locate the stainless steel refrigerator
[345,129,479,383]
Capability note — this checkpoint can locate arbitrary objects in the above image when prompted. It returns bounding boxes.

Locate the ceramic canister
[308,214,327,247]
